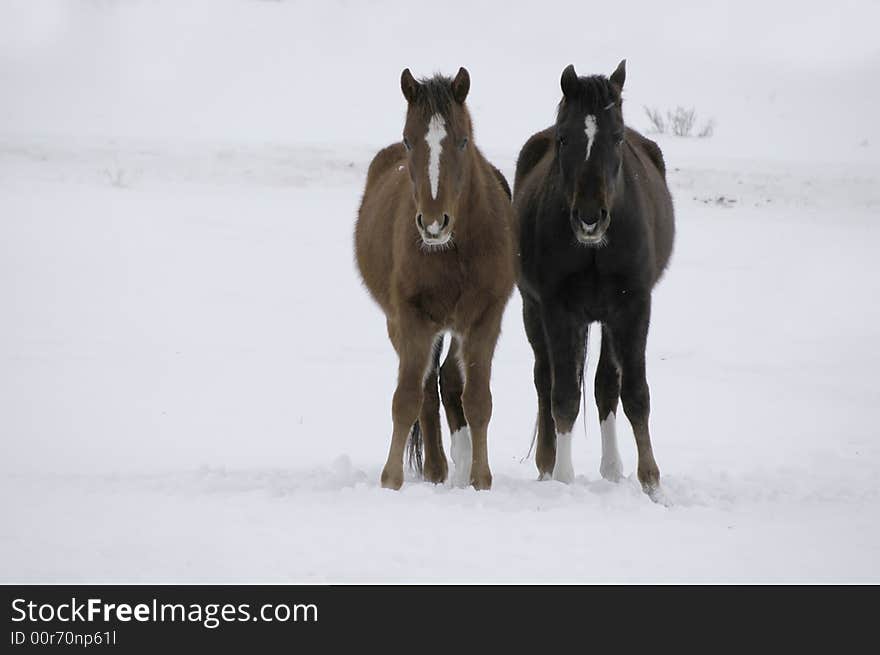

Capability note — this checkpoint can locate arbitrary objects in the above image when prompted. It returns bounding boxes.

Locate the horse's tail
[406,421,424,475]
[405,335,445,476]
[580,328,590,441]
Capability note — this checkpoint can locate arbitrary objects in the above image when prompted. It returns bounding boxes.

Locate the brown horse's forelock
[411,75,471,132]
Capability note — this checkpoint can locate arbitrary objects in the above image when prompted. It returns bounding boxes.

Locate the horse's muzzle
[416,213,453,247]
[570,208,610,245]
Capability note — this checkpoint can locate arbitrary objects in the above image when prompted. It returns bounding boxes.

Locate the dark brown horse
[355,68,515,490]
[514,61,674,500]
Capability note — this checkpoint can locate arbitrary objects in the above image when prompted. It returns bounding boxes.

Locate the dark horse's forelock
[557,75,620,117]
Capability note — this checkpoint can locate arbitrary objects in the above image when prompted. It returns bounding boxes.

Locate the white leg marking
[584,114,597,161]
[552,431,574,483]
[425,114,446,200]
[450,426,472,488]
[599,412,623,482]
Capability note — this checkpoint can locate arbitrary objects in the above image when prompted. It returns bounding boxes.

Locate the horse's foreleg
[610,295,661,497]
[381,318,436,490]
[595,324,623,482]
[542,306,588,484]
[523,298,555,480]
[459,304,505,490]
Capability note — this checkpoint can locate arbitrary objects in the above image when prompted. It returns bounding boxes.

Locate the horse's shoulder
[625,127,666,179]
[365,142,406,190]
[514,126,555,195]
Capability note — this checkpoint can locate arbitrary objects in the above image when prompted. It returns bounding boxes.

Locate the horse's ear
[610,59,626,90]
[561,64,579,99]
[452,67,470,104]
[401,68,421,104]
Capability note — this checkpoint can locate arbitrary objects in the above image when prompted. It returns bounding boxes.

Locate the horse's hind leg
[523,298,555,480]
[440,337,471,487]
[419,338,448,484]
[595,324,623,482]
[381,316,437,490]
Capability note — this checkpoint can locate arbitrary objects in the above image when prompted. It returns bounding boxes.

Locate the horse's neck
[457,151,490,226]
[611,157,627,214]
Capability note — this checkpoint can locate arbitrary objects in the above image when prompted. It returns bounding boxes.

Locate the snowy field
[2,1,879,583]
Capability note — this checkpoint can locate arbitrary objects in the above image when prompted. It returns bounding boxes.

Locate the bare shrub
[645,105,716,138]
[104,166,128,189]
[697,119,715,138]
[643,106,666,134]
[104,167,128,188]
[667,106,697,137]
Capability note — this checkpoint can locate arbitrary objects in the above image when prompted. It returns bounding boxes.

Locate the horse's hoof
[552,464,574,484]
[470,470,492,490]
[450,427,472,488]
[644,483,670,507]
[380,468,403,490]
[637,462,660,492]
[452,468,471,488]
[423,459,448,485]
[535,451,556,480]
[600,459,623,483]
[638,463,668,504]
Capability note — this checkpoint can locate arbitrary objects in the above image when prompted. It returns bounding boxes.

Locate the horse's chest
[556,260,634,321]
[395,257,463,321]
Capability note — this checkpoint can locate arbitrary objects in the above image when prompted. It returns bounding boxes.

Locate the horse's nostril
[416,214,424,229]
[442,214,450,229]
[600,208,609,220]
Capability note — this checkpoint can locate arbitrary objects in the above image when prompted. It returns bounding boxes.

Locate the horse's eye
[403,137,412,151]
[459,137,469,151]
[615,134,624,146]
[558,136,567,148]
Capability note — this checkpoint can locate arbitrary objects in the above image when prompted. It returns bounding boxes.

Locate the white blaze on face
[425,114,446,200]
[584,114,598,161]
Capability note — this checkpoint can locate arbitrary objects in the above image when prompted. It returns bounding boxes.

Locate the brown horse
[355,68,515,490]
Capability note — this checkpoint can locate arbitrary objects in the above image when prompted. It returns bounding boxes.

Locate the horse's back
[626,127,666,179]
[514,127,555,197]
[356,142,408,312]
[490,164,512,200]
[624,128,674,280]
[364,142,406,194]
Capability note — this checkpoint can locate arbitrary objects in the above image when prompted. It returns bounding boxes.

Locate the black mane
[556,75,620,117]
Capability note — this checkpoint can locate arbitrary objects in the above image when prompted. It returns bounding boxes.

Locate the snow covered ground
[2,0,879,582]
